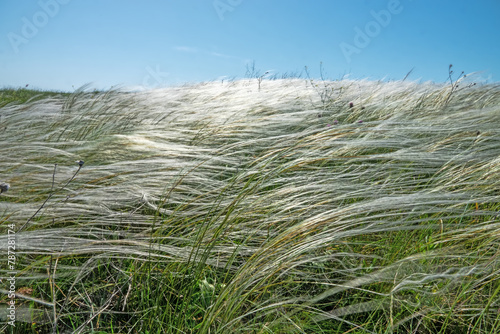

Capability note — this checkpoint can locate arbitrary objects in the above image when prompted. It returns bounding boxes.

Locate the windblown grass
[0,78,499,333]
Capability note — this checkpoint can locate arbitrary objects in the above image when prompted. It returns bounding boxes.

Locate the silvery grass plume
[0,78,499,333]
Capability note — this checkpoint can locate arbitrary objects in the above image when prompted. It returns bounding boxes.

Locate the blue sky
[0,0,499,91]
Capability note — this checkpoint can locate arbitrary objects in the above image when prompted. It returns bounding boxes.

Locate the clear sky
[0,0,499,91]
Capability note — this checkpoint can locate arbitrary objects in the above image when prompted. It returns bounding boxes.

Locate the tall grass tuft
[1,78,499,333]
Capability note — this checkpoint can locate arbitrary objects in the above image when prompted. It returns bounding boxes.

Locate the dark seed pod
[0,183,10,193]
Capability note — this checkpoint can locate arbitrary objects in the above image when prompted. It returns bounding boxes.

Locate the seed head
[0,183,10,193]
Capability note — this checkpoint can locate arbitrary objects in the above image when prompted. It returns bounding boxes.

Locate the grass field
[0,78,499,333]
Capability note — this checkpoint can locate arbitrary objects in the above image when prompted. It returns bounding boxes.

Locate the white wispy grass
[0,78,499,332]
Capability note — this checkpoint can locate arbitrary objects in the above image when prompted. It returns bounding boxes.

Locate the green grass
[0,87,71,108]
[0,78,499,333]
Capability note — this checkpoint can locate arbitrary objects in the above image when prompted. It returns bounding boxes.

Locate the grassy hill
[0,87,70,108]
[0,78,499,333]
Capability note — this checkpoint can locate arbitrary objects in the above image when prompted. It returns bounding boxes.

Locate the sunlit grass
[0,78,499,333]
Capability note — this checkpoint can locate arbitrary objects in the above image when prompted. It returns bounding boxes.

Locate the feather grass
[1,78,499,333]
